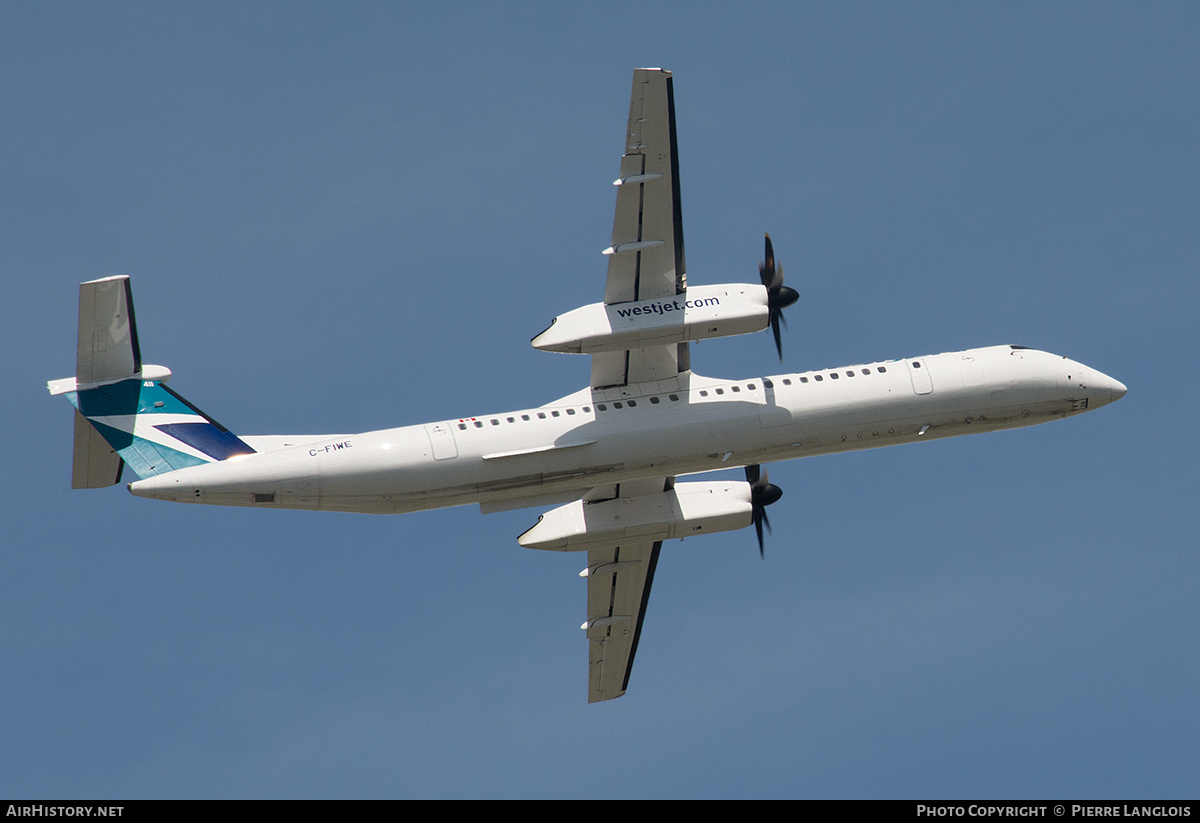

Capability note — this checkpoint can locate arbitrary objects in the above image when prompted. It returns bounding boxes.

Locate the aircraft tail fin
[48,276,255,486]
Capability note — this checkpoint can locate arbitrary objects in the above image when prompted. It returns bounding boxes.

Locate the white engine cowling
[518,481,754,551]
[531,284,769,354]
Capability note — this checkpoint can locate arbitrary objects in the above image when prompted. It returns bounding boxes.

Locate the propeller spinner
[759,234,799,360]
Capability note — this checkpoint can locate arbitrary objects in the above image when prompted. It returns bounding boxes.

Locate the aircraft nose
[1090,369,1127,409]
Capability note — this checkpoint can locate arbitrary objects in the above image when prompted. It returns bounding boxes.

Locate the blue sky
[3,2,1197,798]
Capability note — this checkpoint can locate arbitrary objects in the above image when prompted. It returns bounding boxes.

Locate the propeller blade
[760,234,776,288]
[745,463,783,557]
[759,234,797,361]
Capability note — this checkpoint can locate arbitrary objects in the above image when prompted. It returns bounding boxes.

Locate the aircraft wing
[584,537,663,703]
[591,68,690,388]
[576,69,689,699]
[576,476,675,702]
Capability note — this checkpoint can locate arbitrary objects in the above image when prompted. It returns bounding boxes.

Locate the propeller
[745,464,783,557]
[759,234,799,360]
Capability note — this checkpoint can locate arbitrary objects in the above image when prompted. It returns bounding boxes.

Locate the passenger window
[669,394,679,401]
[846,371,855,377]
[830,373,839,380]
[474,421,483,428]
[748,383,756,390]
[614,402,623,409]
[521,414,530,421]
[814,374,823,382]
[731,386,740,393]
[551,410,560,417]
[862,368,871,375]
[878,366,887,373]
[783,378,792,385]
[458,423,467,430]
[650,396,660,404]
[596,404,606,411]
[799,376,808,384]
[537,412,546,419]
[566,408,575,415]
[699,391,708,397]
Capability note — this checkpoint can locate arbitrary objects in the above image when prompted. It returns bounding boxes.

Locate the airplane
[48,68,1126,703]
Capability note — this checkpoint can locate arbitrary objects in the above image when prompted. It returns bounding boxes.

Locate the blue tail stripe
[153,422,254,461]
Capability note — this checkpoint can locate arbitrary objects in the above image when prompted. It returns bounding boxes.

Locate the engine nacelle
[518,481,753,551]
[531,284,769,354]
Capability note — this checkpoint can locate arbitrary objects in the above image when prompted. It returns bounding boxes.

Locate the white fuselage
[128,345,1126,517]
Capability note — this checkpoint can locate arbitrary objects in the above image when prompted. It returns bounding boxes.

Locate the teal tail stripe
[68,379,254,479]
[84,417,211,477]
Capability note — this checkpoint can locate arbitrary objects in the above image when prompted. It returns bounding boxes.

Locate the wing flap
[605,154,648,304]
